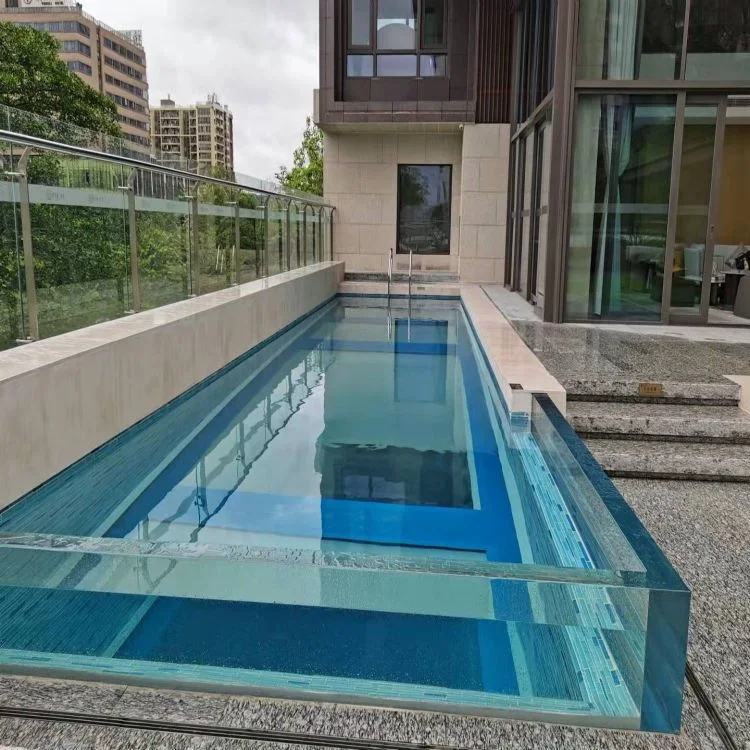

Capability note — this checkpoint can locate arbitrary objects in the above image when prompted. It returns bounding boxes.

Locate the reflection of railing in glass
[0,129,334,352]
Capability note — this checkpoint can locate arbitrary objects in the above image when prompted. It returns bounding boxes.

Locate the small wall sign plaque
[639,382,665,398]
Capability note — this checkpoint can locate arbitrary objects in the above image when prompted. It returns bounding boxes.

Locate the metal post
[14,148,39,341]
[262,198,270,279]
[329,208,335,261]
[190,192,200,296]
[303,205,309,267]
[285,200,292,272]
[118,169,141,313]
[409,250,413,300]
[231,201,241,286]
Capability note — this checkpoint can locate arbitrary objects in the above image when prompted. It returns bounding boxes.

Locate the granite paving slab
[567,402,750,441]
[113,687,229,726]
[587,439,750,481]
[616,478,750,748]
[0,686,726,750]
[0,676,125,716]
[510,320,750,386]
[0,717,92,750]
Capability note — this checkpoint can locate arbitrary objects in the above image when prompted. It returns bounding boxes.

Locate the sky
[81,0,319,180]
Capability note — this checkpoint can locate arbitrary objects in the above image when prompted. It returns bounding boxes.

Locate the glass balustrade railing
[0,126,334,351]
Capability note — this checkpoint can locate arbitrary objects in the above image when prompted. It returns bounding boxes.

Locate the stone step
[567,401,750,443]
[586,438,750,482]
[564,378,741,406]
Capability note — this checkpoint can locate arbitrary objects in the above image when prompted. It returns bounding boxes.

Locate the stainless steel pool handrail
[387,248,394,301]
[408,250,413,301]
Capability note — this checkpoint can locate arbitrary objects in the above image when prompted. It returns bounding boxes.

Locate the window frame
[420,0,448,50]
[345,0,449,79]
[396,163,453,256]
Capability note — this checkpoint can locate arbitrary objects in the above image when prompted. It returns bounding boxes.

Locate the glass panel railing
[266,197,287,278]
[27,150,132,339]
[0,140,24,348]
[0,126,334,351]
[134,170,192,310]
[195,188,233,297]
[238,195,264,284]
[289,201,304,270]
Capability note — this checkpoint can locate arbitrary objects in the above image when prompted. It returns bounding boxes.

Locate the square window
[350,0,371,47]
[422,0,445,47]
[348,55,374,77]
[397,165,452,255]
[377,0,417,49]
[377,54,418,76]
[420,54,447,76]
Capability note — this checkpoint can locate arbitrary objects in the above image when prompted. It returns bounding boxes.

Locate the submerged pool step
[586,439,750,482]
[567,401,750,444]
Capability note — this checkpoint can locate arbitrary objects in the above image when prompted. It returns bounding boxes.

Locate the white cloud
[81,0,318,180]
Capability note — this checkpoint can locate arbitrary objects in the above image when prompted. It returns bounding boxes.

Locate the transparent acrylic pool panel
[0,298,690,733]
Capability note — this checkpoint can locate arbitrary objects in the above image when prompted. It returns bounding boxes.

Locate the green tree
[0,23,126,347]
[276,117,323,197]
[0,22,120,136]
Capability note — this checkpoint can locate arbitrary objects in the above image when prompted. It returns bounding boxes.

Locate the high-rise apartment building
[150,94,235,175]
[1,0,150,153]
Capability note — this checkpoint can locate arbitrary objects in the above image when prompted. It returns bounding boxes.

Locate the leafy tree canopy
[276,117,323,197]
[0,22,121,136]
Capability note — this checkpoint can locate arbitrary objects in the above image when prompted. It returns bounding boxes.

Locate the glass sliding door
[707,97,750,325]
[565,95,677,321]
[666,99,722,322]
[529,120,551,304]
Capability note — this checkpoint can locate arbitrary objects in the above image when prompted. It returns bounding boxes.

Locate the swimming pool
[0,297,689,733]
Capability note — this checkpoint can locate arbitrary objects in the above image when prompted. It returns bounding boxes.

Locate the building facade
[150,95,235,175]
[315,0,514,282]
[509,0,750,326]
[318,0,750,326]
[1,0,150,153]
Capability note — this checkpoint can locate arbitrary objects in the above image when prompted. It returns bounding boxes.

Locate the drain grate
[686,663,739,750]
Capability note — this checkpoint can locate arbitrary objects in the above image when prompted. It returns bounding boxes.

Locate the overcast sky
[81,0,318,180]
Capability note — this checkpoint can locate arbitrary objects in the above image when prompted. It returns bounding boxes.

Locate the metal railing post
[285,200,292,272]
[190,191,200,296]
[13,148,39,341]
[303,205,309,267]
[329,208,335,261]
[230,201,241,286]
[118,169,141,313]
[262,198,270,279]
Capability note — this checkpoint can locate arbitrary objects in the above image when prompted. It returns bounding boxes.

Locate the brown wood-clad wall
[475,0,514,123]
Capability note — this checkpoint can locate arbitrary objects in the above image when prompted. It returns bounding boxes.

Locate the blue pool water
[0,297,687,731]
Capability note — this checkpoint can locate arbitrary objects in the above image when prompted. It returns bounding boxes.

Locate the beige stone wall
[324,131,462,275]
[324,125,510,283]
[458,124,510,283]
[0,263,344,510]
